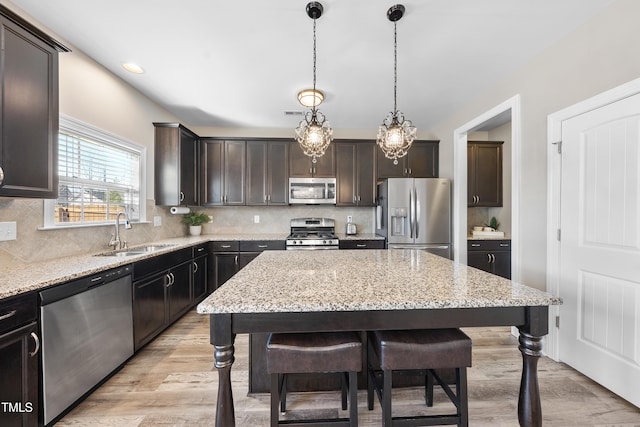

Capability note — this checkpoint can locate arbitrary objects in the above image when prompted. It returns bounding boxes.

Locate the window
[43,116,146,228]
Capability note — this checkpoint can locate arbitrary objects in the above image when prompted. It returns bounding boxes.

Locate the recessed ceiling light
[297,88,324,107]
[122,63,144,74]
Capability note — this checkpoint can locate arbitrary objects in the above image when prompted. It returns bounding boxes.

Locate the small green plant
[182,211,211,226]
[484,216,500,230]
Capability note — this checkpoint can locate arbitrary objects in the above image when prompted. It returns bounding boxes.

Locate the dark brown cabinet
[336,141,376,206]
[467,141,503,207]
[246,140,289,205]
[289,141,335,177]
[467,239,511,279]
[192,244,209,303]
[376,140,439,179]
[211,240,285,290]
[201,139,246,206]
[153,123,199,206]
[0,6,69,199]
[132,247,193,350]
[0,292,39,427]
[339,239,385,249]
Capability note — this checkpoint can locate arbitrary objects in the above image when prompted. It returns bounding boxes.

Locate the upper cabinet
[201,139,246,206]
[154,123,199,206]
[467,141,503,207]
[376,140,439,179]
[336,141,376,207]
[246,140,289,206]
[289,141,335,177]
[0,6,69,199]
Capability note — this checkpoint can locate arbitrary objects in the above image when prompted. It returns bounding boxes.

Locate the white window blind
[43,116,145,228]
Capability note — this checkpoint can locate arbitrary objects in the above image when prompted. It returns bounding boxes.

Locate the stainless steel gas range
[286,218,339,250]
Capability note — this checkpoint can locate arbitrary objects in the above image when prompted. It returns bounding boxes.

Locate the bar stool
[367,329,472,427]
[266,331,362,426]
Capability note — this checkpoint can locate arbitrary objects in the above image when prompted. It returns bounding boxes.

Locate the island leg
[517,331,543,427]
[211,314,236,427]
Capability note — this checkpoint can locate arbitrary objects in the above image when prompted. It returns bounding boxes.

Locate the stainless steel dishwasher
[40,265,133,425]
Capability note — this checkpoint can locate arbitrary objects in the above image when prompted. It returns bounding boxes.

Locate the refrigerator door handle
[409,188,414,238]
[414,187,420,239]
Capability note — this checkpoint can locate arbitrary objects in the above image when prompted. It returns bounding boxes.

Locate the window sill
[39,220,151,231]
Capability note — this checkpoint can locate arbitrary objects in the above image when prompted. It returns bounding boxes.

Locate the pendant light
[377,4,416,165]
[295,2,333,163]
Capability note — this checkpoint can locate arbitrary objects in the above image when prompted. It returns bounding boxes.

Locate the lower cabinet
[211,240,285,289]
[133,246,206,351]
[193,244,209,303]
[0,293,39,427]
[467,239,511,279]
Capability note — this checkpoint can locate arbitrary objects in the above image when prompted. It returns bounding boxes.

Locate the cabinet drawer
[212,241,240,252]
[468,239,511,251]
[192,243,209,257]
[133,248,192,280]
[339,239,385,249]
[0,292,37,335]
[239,240,286,252]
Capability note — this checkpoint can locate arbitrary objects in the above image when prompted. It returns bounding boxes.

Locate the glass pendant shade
[295,2,333,162]
[377,4,416,165]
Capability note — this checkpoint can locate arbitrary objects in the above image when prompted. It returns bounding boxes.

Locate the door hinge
[555,315,560,328]
[557,229,561,241]
[552,141,562,154]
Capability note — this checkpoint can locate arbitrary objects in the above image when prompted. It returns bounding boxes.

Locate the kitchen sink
[95,244,177,257]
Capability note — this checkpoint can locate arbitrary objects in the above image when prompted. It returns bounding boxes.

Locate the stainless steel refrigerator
[376,178,452,259]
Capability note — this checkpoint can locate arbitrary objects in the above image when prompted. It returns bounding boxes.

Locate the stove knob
[323,240,327,244]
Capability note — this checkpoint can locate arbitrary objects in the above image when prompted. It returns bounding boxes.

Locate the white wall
[432,0,640,289]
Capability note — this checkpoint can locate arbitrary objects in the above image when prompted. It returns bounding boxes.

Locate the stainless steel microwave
[289,177,336,204]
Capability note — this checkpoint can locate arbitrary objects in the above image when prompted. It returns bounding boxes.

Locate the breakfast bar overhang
[198,249,562,427]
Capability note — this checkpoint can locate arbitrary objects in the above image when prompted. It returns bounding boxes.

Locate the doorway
[452,95,521,286]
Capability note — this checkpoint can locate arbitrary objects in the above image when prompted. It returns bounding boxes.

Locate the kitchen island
[197,249,562,427]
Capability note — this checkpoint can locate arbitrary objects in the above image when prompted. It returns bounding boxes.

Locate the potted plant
[182,211,211,236]
[484,216,500,231]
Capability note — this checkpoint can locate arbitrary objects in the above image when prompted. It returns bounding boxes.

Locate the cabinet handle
[471,243,480,247]
[264,195,267,202]
[234,255,238,265]
[310,167,313,174]
[500,243,509,247]
[0,166,4,185]
[221,244,231,249]
[487,254,492,263]
[197,247,205,252]
[180,191,185,202]
[268,195,271,202]
[404,168,408,175]
[29,332,40,357]
[258,245,268,248]
[408,168,412,175]
[0,309,16,321]
[193,261,199,273]
[356,244,367,248]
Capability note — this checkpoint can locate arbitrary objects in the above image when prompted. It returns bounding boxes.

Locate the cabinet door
[492,251,512,279]
[246,141,268,205]
[154,124,198,206]
[468,142,502,207]
[0,15,59,198]
[377,150,406,178]
[224,140,246,205]
[467,251,493,274]
[179,128,198,205]
[289,142,334,177]
[168,262,192,322]
[201,139,224,206]
[239,252,260,269]
[407,141,439,178]
[267,141,289,205]
[336,143,357,206]
[467,144,476,206]
[0,322,39,427]
[214,253,239,289]
[356,142,376,206]
[133,274,167,350]
[193,255,208,302]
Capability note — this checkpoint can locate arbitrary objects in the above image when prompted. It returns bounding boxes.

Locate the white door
[559,93,640,407]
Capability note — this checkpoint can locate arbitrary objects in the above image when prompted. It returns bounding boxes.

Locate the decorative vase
[189,225,202,236]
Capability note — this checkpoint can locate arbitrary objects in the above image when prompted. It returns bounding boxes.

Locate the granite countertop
[0,233,288,300]
[197,249,562,314]
[335,233,384,241]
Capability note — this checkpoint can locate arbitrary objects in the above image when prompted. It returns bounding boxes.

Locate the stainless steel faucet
[109,212,132,250]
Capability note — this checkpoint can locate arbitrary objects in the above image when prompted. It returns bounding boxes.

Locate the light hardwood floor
[57,310,640,426]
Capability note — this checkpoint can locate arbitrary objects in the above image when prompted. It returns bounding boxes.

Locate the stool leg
[382,369,392,427]
[271,373,280,427]
[349,371,358,427]
[280,374,287,413]
[458,368,469,427]
[426,369,434,407]
[341,372,348,410]
[367,363,374,410]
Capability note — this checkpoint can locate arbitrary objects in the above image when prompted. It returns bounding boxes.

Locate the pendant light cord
[393,20,398,115]
[312,17,317,109]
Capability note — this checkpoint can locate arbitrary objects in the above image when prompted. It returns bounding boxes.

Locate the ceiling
[10,0,614,132]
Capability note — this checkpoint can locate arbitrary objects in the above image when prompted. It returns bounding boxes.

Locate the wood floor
[57,310,640,426]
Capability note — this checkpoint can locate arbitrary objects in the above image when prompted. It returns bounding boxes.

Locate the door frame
[546,77,640,361]
[453,95,521,278]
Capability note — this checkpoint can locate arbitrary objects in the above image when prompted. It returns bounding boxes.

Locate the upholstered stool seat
[266,332,362,426]
[367,329,472,426]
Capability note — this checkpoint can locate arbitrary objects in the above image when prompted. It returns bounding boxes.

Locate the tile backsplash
[0,199,374,269]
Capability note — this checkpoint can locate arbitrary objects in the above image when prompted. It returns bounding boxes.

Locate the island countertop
[197,249,562,314]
